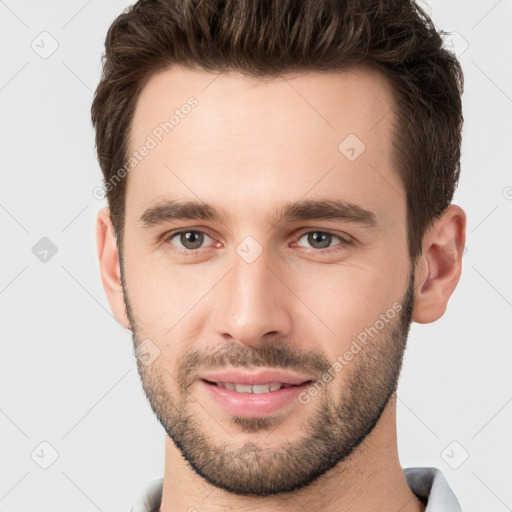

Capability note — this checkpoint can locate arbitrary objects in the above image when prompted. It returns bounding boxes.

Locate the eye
[162,228,352,257]
[295,230,352,253]
[164,230,215,252]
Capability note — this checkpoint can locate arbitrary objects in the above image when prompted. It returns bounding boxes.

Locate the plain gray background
[1,1,511,511]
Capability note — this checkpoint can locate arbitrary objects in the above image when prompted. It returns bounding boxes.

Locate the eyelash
[162,228,353,256]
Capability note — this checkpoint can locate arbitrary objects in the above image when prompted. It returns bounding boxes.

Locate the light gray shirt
[130,466,462,512]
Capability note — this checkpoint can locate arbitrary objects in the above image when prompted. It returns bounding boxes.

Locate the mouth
[198,373,314,418]
[201,379,312,393]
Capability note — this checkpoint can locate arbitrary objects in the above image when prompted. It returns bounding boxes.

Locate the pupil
[182,231,203,249]
[309,232,331,249]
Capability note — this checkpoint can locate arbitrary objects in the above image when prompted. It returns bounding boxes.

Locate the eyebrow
[140,198,378,229]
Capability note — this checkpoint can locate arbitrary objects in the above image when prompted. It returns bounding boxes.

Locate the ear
[412,204,467,324]
[96,207,131,329]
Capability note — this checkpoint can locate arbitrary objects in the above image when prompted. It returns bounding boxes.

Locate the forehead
[130,65,395,149]
[125,65,402,225]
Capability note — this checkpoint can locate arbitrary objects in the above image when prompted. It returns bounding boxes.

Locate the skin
[96,66,466,511]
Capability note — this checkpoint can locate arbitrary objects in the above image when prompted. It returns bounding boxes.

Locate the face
[120,66,414,495]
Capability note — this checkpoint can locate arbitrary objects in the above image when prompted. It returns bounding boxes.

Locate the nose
[211,248,293,347]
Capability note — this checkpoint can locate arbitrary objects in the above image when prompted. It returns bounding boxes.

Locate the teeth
[215,382,288,393]
[252,384,271,394]
[235,383,253,393]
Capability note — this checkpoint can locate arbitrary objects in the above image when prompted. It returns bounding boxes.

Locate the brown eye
[306,232,333,249]
[295,230,352,254]
[166,230,212,251]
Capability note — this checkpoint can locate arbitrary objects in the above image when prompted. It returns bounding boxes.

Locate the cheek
[289,264,404,359]
[123,247,220,344]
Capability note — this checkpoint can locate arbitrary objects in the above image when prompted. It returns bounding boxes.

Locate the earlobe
[96,207,131,330]
[412,205,467,324]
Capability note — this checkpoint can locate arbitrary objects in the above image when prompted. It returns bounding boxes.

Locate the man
[92,0,466,510]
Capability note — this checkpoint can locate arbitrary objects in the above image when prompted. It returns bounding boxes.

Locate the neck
[159,395,425,512]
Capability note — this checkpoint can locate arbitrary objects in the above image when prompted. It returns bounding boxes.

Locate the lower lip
[199,379,312,417]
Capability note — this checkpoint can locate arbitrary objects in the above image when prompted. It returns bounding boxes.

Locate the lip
[199,378,313,417]
[197,368,312,386]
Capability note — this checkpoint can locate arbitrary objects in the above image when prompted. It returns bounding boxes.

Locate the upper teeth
[216,382,293,393]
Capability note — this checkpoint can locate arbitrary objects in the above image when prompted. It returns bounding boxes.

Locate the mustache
[177,339,333,390]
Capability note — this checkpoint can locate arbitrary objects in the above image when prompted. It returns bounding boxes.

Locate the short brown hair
[91,0,464,261]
